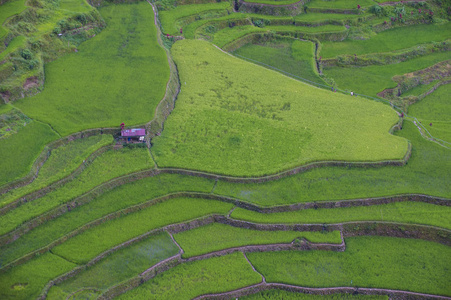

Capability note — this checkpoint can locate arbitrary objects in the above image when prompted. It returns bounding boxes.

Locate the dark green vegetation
[117,252,262,299]
[47,232,179,299]
[248,236,451,296]
[0,0,450,298]
[15,2,169,136]
[233,39,324,85]
[174,223,342,258]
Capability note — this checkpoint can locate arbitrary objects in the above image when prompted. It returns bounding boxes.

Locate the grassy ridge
[0,148,153,236]
[47,232,179,299]
[15,2,169,136]
[321,23,451,58]
[231,201,451,229]
[0,134,114,207]
[0,174,214,267]
[0,252,76,300]
[117,252,262,299]
[0,121,59,187]
[174,223,342,258]
[248,236,451,296]
[408,84,451,142]
[51,197,233,264]
[151,39,407,177]
[214,122,450,205]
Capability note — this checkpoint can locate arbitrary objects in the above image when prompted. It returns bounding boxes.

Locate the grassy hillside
[15,2,169,136]
[151,39,408,176]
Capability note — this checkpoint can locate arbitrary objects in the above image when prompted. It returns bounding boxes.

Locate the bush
[20,49,33,60]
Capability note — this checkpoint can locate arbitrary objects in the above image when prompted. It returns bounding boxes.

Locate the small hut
[120,128,146,143]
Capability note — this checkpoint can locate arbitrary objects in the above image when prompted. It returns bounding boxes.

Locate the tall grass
[15,2,169,136]
[117,252,262,299]
[174,223,342,258]
[51,197,233,264]
[231,201,451,229]
[151,39,408,177]
[248,236,451,296]
[47,232,179,299]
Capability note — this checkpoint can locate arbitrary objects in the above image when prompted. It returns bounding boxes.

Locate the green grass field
[324,51,451,96]
[248,236,451,296]
[51,197,233,264]
[117,252,262,299]
[0,174,214,267]
[321,23,451,58]
[47,232,179,299]
[408,84,451,142]
[233,39,324,85]
[242,291,388,300]
[151,39,407,177]
[15,2,169,136]
[0,134,113,207]
[0,252,76,300]
[231,201,451,229]
[0,147,153,236]
[159,2,232,36]
[59,0,93,13]
[174,223,342,258]
[0,121,59,187]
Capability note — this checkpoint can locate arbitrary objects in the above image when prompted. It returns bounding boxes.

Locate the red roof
[121,128,146,137]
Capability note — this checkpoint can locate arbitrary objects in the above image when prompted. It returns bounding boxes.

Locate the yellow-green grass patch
[51,197,234,264]
[248,236,451,296]
[231,201,451,229]
[151,39,408,177]
[46,232,179,299]
[174,223,342,258]
[117,252,261,299]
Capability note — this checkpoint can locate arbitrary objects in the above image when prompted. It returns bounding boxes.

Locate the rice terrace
[0,0,450,298]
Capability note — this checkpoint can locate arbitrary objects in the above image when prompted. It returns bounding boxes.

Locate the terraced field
[0,0,450,299]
